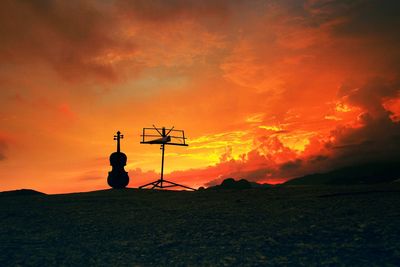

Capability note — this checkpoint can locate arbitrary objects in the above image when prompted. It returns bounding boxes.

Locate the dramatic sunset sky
[1,0,399,193]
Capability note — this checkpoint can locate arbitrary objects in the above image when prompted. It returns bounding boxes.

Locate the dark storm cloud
[222,78,400,182]
[327,116,400,165]
[116,0,231,22]
[0,0,232,82]
[329,0,400,37]
[0,0,131,82]
[338,78,399,118]
[305,0,400,30]
[275,78,400,178]
[308,155,329,163]
[326,78,400,168]
[309,0,400,172]
[280,159,302,171]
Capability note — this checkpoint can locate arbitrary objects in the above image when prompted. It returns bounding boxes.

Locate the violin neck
[115,131,123,153]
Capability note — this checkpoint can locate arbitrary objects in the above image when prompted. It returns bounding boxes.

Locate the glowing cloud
[0,0,399,193]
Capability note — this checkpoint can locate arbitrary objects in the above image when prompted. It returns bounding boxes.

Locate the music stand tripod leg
[139,180,158,189]
[163,179,196,191]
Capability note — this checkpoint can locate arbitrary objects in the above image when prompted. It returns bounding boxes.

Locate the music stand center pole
[160,144,165,187]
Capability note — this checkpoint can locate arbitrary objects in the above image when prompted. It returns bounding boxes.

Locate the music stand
[139,125,196,191]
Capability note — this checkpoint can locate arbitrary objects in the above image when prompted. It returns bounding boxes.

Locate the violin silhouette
[107,131,130,189]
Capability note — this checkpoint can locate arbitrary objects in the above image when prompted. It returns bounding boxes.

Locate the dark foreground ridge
[1,185,400,266]
[0,189,45,197]
[284,161,400,185]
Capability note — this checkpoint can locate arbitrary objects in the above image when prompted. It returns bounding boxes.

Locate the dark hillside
[285,162,400,185]
[1,185,400,266]
[0,189,45,197]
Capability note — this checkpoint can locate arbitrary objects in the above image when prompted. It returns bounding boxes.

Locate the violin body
[107,151,129,189]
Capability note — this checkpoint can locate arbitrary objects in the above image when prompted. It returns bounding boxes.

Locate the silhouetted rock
[207,178,272,190]
[236,179,252,189]
[198,186,205,191]
[218,178,252,189]
[220,178,236,188]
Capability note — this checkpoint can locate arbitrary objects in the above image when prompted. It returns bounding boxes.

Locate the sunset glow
[0,0,399,193]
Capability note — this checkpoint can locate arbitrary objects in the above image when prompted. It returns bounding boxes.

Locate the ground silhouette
[284,161,400,186]
[0,189,45,197]
[1,184,400,265]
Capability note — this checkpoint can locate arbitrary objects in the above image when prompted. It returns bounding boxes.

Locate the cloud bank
[0,0,399,192]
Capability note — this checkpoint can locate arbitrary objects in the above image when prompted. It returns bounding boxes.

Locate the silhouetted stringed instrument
[107,131,129,189]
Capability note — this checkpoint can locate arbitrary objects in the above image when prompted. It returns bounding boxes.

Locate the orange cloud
[0,0,399,193]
